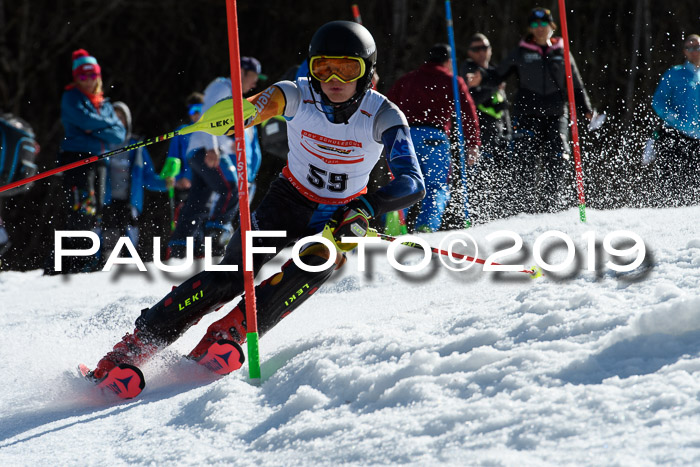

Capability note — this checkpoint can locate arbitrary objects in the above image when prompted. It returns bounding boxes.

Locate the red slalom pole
[558,0,587,222]
[225,0,261,381]
[351,4,362,23]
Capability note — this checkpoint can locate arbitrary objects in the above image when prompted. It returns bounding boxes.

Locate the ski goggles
[309,56,366,83]
[530,21,551,28]
[188,103,203,116]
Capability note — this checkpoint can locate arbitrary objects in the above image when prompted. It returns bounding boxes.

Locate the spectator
[462,33,512,221]
[462,33,511,158]
[165,92,204,208]
[167,57,264,258]
[469,7,593,214]
[651,34,700,206]
[49,49,125,274]
[0,112,40,267]
[100,101,167,262]
[387,43,480,232]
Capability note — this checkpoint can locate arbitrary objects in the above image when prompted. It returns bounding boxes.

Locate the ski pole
[444,0,471,228]
[159,157,182,231]
[557,0,587,223]
[373,230,540,277]
[0,98,258,194]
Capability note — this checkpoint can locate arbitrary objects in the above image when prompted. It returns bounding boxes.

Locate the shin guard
[189,242,342,357]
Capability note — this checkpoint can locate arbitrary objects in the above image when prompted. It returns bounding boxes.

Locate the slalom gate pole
[444,0,471,228]
[557,0,587,223]
[375,230,538,277]
[225,0,261,382]
[0,97,256,195]
[351,4,362,23]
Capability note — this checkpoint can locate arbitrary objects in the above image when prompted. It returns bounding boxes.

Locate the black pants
[653,128,700,206]
[136,176,330,343]
[510,114,572,214]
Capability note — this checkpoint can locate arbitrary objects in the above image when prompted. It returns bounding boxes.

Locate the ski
[191,339,245,375]
[79,362,145,399]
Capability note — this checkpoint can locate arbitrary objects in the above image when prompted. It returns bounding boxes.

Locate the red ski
[191,339,245,375]
[79,362,145,399]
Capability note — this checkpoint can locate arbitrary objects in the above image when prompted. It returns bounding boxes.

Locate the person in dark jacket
[388,43,481,232]
[469,7,593,214]
[461,33,512,221]
[51,49,126,274]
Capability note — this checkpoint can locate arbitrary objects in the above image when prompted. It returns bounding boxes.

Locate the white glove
[588,111,606,132]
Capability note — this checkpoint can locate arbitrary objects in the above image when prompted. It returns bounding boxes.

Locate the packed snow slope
[1,207,700,466]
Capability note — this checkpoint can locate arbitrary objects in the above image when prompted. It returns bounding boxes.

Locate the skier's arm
[358,101,425,218]
[245,81,300,128]
[364,125,425,217]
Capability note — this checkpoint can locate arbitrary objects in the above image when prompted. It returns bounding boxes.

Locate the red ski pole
[225,0,261,382]
[558,0,587,222]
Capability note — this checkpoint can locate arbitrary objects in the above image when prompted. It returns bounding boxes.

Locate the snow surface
[2,207,700,466]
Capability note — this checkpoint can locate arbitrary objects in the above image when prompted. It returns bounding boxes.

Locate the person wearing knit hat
[47,49,126,274]
[72,49,102,81]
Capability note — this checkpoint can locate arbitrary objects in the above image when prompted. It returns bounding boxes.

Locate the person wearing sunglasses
[49,49,125,274]
[461,33,512,222]
[387,43,480,232]
[85,20,424,386]
[650,34,700,206]
[167,58,264,259]
[467,7,593,216]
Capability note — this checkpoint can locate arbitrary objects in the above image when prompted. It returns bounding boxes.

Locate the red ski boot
[188,305,246,375]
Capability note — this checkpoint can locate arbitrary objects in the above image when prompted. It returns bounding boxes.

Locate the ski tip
[80,362,145,399]
[99,363,145,399]
[78,363,92,378]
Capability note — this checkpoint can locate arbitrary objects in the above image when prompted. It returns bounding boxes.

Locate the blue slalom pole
[444,0,471,228]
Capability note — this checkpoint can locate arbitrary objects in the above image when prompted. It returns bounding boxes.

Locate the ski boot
[188,304,246,375]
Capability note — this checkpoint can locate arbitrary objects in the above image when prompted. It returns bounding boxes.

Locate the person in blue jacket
[51,49,125,274]
[167,57,264,258]
[99,101,167,262]
[165,92,204,209]
[651,34,700,206]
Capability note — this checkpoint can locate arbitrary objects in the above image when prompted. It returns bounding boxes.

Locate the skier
[85,21,425,389]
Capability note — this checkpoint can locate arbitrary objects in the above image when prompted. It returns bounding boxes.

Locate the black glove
[327,197,374,246]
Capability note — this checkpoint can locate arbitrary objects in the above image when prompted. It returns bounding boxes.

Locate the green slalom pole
[0,97,258,195]
[160,157,182,231]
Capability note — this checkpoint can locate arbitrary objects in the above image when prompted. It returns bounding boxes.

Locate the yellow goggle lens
[309,56,365,83]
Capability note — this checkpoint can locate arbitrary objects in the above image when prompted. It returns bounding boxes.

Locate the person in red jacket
[387,43,480,232]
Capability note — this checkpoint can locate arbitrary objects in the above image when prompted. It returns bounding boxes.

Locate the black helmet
[308,20,377,100]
